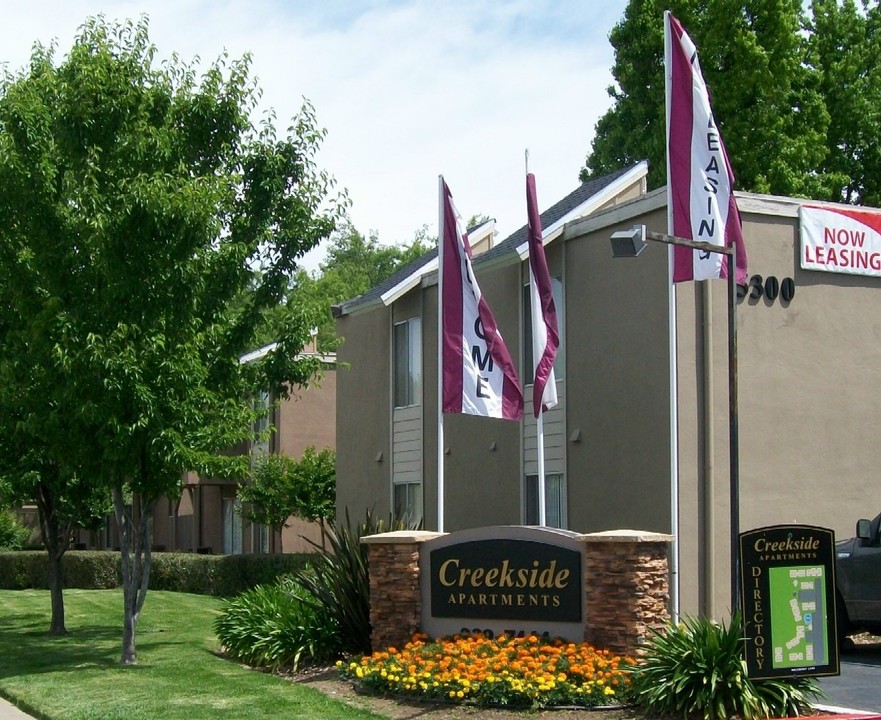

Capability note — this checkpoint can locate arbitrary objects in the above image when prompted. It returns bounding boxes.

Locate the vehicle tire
[836,594,854,650]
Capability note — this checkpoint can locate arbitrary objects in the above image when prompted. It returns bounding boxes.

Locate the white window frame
[393,317,421,408]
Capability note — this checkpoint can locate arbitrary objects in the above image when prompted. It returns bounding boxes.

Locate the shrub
[630,613,823,720]
[215,576,338,671]
[0,549,311,595]
[0,511,30,550]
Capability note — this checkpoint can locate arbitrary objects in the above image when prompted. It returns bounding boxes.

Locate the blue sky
[0,0,629,270]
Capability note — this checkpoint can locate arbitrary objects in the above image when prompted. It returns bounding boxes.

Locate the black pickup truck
[835,511,881,640]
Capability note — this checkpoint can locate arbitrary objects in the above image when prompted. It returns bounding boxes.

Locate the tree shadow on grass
[0,623,191,680]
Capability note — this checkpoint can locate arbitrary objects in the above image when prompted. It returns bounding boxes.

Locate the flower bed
[337,632,634,709]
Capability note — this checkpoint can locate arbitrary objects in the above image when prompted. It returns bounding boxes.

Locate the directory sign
[740,525,839,680]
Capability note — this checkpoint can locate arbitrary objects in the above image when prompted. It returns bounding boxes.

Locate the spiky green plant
[630,613,823,720]
[291,509,406,655]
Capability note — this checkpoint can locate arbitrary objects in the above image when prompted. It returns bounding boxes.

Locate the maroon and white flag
[526,173,559,417]
[440,180,523,420]
[666,10,747,284]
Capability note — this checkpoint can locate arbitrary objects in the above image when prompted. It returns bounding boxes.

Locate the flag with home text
[665,10,747,284]
[440,179,523,420]
[526,173,559,417]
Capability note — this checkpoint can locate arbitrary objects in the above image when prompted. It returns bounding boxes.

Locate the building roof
[333,162,647,318]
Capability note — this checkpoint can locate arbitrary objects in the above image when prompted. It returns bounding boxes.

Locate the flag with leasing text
[665,10,747,284]
[526,172,559,417]
[440,179,523,420]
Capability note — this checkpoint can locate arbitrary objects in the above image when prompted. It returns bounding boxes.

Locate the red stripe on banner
[804,203,881,235]
[526,173,559,417]
[667,13,696,281]
[441,181,464,413]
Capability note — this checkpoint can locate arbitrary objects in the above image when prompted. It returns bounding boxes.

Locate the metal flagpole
[437,175,445,533]
[663,13,680,620]
[526,150,547,527]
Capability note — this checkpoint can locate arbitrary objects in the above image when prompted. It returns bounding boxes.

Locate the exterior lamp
[610,224,741,615]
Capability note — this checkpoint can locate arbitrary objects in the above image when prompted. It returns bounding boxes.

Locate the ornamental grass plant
[629,613,823,720]
[338,632,634,709]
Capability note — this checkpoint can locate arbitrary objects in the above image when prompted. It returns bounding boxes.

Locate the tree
[808,0,881,204]
[0,17,344,663]
[240,447,335,551]
[582,0,842,200]
[0,335,111,635]
[293,224,433,350]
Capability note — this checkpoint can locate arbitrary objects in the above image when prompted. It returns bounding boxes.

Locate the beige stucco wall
[276,369,336,457]
[564,206,673,536]
[335,305,393,521]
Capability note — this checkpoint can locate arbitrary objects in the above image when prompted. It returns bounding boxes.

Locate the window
[223,498,243,555]
[523,277,564,383]
[524,473,566,529]
[252,522,270,554]
[394,318,421,408]
[394,482,423,528]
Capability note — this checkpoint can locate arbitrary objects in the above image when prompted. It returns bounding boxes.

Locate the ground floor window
[524,473,566,528]
[251,521,270,554]
[223,498,243,555]
[393,482,423,528]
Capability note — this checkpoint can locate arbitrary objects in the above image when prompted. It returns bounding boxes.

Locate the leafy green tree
[582,0,839,200]
[809,0,881,204]
[240,447,335,551]
[290,447,336,531]
[240,454,297,544]
[0,359,110,634]
[294,223,433,350]
[0,17,343,662]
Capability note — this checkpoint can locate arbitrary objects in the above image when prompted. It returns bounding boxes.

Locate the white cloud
[0,0,627,269]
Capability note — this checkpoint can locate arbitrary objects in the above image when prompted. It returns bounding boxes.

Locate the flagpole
[437,174,445,534]
[664,11,681,621]
[526,150,547,527]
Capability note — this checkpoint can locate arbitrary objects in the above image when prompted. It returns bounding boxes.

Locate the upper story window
[523,276,564,384]
[394,317,421,408]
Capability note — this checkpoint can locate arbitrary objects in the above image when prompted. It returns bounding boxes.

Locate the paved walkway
[0,696,33,720]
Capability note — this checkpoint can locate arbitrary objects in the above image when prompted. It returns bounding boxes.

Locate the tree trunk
[113,486,156,665]
[35,479,68,636]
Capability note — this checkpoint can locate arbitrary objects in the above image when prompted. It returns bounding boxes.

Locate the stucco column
[361,530,444,652]
[581,530,674,656]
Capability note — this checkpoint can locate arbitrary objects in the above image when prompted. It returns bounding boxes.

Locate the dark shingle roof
[333,163,643,317]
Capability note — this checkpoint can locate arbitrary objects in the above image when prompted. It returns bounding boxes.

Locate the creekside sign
[739,525,839,680]
[420,526,584,642]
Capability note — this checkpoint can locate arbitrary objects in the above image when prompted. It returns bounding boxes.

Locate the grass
[0,589,383,720]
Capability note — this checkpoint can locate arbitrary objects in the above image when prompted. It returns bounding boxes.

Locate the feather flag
[440,179,523,420]
[666,10,747,284]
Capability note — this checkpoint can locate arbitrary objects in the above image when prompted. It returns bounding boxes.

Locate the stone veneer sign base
[362,527,673,656]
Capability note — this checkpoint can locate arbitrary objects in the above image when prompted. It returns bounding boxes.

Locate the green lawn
[0,589,382,720]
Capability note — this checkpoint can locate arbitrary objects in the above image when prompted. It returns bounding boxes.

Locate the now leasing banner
[801,204,881,277]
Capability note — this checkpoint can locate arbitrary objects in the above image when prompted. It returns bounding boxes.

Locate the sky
[0,0,628,271]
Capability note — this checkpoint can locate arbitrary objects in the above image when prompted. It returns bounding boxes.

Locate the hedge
[0,550,313,596]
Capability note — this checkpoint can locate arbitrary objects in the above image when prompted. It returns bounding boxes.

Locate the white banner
[800,204,881,277]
